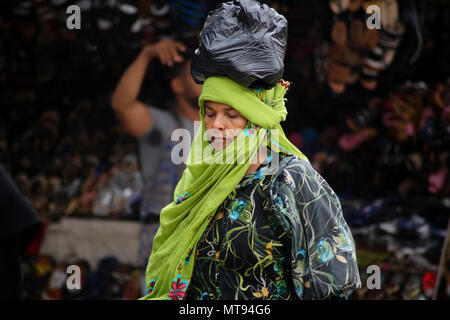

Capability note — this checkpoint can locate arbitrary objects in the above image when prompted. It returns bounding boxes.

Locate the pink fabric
[382,111,402,128]
[288,132,304,150]
[428,167,448,194]
[443,105,450,117]
[339,130,369,151]
[405,122,415,136]
[420,107,435,129]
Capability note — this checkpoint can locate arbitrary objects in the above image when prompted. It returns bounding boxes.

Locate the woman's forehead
[204,101,235,111]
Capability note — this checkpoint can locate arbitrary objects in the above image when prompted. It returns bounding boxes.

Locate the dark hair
[163,40,196,82]
[155,58,191,105]
[163,59,190,83]
[143,38,197,106]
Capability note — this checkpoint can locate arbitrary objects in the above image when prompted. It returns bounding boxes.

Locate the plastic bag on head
[191,0,287,90]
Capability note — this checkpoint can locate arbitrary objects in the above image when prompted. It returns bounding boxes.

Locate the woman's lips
[211,136,227,142]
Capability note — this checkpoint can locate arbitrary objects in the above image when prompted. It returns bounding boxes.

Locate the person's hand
[143,39,187,67]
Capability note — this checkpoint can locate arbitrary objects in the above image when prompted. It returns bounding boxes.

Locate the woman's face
[204,101,247,151]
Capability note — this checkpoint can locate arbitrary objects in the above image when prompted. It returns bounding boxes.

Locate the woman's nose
[212,114,227,130]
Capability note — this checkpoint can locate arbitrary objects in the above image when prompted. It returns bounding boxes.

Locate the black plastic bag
[191,0,288,89]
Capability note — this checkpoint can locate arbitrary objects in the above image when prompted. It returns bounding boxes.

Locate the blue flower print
[228,200,246,221]
[317,239,335,263]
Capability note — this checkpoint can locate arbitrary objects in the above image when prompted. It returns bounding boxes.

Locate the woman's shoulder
[269,154,336,201]
[269,154,317,182]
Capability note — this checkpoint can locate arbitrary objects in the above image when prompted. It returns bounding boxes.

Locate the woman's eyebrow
[204,104,236,112]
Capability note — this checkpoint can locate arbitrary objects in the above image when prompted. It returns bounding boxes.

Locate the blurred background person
[110,38,202,293]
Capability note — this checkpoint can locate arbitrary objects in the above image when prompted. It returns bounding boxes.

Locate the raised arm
[110,40,186,138]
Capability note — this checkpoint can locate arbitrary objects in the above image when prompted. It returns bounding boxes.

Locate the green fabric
[140,76,308,300]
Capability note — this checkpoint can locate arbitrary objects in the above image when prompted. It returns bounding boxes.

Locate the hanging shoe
[329,0,350,15]
[428,166,448,194]
[402,273,424,300]
[149,0,172,38]
[331,20,348,46]
[114,0,142,49]
[348,0,362,12]
[422,271,437,299]
[338,127,377,151]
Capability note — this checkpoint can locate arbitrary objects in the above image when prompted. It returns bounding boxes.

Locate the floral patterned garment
[185,152,361,300]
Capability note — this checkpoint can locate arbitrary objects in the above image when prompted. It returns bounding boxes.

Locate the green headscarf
[140,76,308,300]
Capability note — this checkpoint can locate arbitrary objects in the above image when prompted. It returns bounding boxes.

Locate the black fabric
[0,234,22,299]
[0,163,42,299]
[0,163,41,244]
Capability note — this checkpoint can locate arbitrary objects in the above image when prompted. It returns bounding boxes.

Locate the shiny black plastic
[191,0,287,89]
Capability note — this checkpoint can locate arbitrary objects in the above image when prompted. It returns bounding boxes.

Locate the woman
[140,76,361,300]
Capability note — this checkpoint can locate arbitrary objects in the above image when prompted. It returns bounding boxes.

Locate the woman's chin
[212,143,226,151]
[211,140,229,151]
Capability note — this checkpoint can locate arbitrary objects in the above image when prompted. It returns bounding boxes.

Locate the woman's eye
[206,113,215,118]
[228,114,238,119]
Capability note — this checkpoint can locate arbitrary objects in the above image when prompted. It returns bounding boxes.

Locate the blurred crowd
[20,253,143,300]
